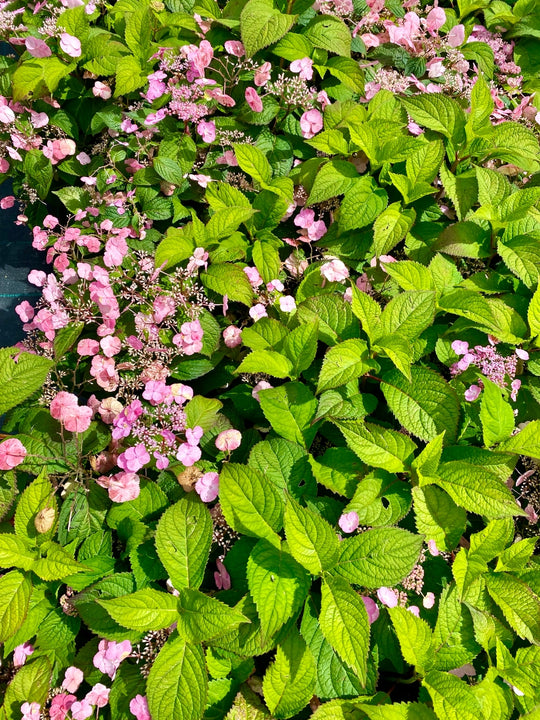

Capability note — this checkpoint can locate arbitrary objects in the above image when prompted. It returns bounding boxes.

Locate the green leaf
[297,294,359,346]
[234,142,273,182]
[479,378,515,447]
[338,177,388,233]
[345,470,411,527]
[334,420,416,473]
[350,285,381,342]
[240,0,296,58]
[308,448,363,498]
[319,576,370,685]
[412,486,466,552]
[220,463,283,545]
[147,635,208,720]
[529,285,540,337]
[0,348,54,415]
[99,588,178,632]
[155,494,213,590]
[486,121,540,173]
[438,289,494,328]
[23,150,53,200]
[2,656,51,720]
[114,55,147,97]
[253,240,281,283]
[32,541,86,580]
[12,58,75,101]
[485,571,540,643]
[435,461,523,519]
[326,57,364,93]
[468,73,494,135]
[383,261,435,292]
[401,95,466,145]
[406,139,445,184]
[242,318,288,351]
[283,323,319,379]
[317,339,371,393]
[247,540,311,641]
[124,6,152,61]
[372,203,416,257]
[258,382,318,448]
[235,350,293,379]
[498,420,540,459]
[439,166,478,221]
[303,15,351,57]
[225,687,272,720]
[388,606,434,674]
[496,537,538,572]
[0,534,37,571]
[381,366,460,443]
[432,584,481,671]
[185,396,222,432]
[423,670,483,720]
[333,527,423,588]
[201,264,254,306]
[307,160,358,205]
[284,496,340,575]
[378,291,436,342]
[498,234,540,289]
[177,588,249,643]
[207,207,255,241]
[433,222,491,258]
[14,471,56,543]
[0,570,31,643]
[476,167,511,207]
[272,33,314,61]
[263,628,317,718]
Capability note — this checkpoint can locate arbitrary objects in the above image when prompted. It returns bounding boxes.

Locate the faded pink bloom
[21,703,40,720]
[0,158,9,173]
[321,259,349,283]
[451,340,469,356]
[25,36,51,57]
[223,326,242,348]
[173,320,204,356]
[176,443,202,466]
[361,33,380,48]
[224,40,245,57]
[130,695,151,720]
[425,7,446,34]
[13,643,34,667]
[70,700,93,720]
[377,587,398,608]
[267,279,284,292]
[290,57,313,80]
[98,472,140,503]
[423,592,436,609]
[49,694,76,720]
[0,195,15,209]
[511,379,521,402]
[15,300,34,323]
[338,511,359,533]
[93,81,111,99]
[0,105,15,123]
[447,23,465,46]
[279,295,296,313]
[59,33,82,57]
[85,684,110,708]
[245,87,263,112]
[300,109,323,139]
[0,438,27,470]
[216,150,238,166]
[464,384,481,402]
[90,355,119,391]
[93,639,132,679]
[249,304,267,321]
[294,207,327,242]
[516,348,529,360]
[196,120,216,142]
[407,605,420,617]
[195,472,220,502]
[77,339,100,356]
[62,667,84,694]
[252,380,273,401]
[427,539,439,556]
[77,152,91,165]
[215,429,242,452]
[361,596,379,624]
[152,295,176,324]
[117,444,150,473]
[254,61,272,86]
[214,558,231,590]
[524,504,539,524]
[244,266,263,287]
[407,120,423,135]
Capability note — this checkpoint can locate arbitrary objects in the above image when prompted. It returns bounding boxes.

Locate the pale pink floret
[21,703,40,720]
[279,295,296,313]
[321,259,349,283]
[425,7,446,35]
[338,511,359,533]
[176,443,202,466]
[70,700,93,720]
[249,304,267,321]
[361,596,380,624]
[60,32,82,57]
[223,326,242,348]
[49,694,76,720]
[245,87,263,113]
[195,472,220,502]
[464,384,481,402]
[62,667,84,694]
[25,36,51,58]
[0,438,27,470]
[447,24,465,46]
[216,429,242,452]
[300,109,323,139]
[85,684,110,708]
[252,380,273,401]
[290,57,313,81]
[117,444,150,473]
[377,586,398,608]
[13,642,34,667]
[130,695,151,720]
[93,639,132,679]
[423,592,436,609]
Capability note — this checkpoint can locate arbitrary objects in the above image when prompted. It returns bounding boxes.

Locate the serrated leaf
[147,635,208,720]
[529,285,540,337]
[334,420,416,473]
[388,606,434,674]
[225,687,271,720]
[2,656,51,720]
[432,584,481,671]
[0,348,54,415]
[433,222,491,258]
[32,541,86,580]
[240,0,296,57]
[401,95,466,145]
[479,377,515,447]
[468,73,494,135]
[0,534,37,572]
[383,261,434,291]
[0,570,31,643]
[99,588,178,632]
[406,139,444,184]
[307,160,358,205]
[258,382,318,448]
[381,366,460,443]
[413,486,466,552]
[220,463,284,546]
[14,471,56,543]
[248,540,310,641]
[346,470,411,527]
[283,496,340,575]
[498,234,540,289]
[155,494,212,590]
[298,294,359,346]
[263,628,316,718]
[201,263,254,306]
[283,323,319,379]
[373,203,416,257]
[333,527,423,588]
[303,15,351,57]
[485,571,540,643]
[423,670,483,720]
[338,177,388,233]
[236,350,293,379]
[378,291,436,342]
[177,588,249,643]
[319,576,370,685]
[498,420,540,459]
[317,339,371,393]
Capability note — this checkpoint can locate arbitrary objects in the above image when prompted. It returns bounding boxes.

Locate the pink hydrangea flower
[425,7,446,34]
[117,443,150,473]
[338,511,359,533]
[85,684,110,708]
[70,700,93,720]
[93,639,132,679]
[215,429,242,452]
[279,296,296,313]
[516,348,529,360]
[249,304,267,321]
[100,335,122,357]
[13,642,34,667]
[300,109,323,139]
[21,703,40,720]
[196,120,216,142]
[49,694,76,720]
[15,301,34,323]
[50,391,92,433]
[100,472,141,503]
[427,539,439,556]
[451,340,469,356]
[423,592,436,609]
[377,587,398,608]
[294,208,327,241]
[1,195,15,209]
[25,36,51,58]
[252,380,273,401]
[361,596,380,624]
[223,326,242,348]
[173,320,204,356]
[254,61,271,86]
[464,384,481,402]
[243,266,263,287]
[447,24,465,46]
[195,472,220,502]
[62,666,84,694]
[290,57,313,80]
[214,558,231,590]
[93,81,111,99]
[321,259,349,283]
[0,438,27,470]
[224,40,245,56]
[59,33,82,57]
[129,695,151,720]
[245,87,263,112]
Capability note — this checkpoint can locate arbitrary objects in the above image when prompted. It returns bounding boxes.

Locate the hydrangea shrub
[0,0,540,718]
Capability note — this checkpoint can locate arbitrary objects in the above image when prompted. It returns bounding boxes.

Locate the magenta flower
[13,642,34,667]
[196,120,216,142]
[361,596,380,624]
[215,429,242,452]
[0,438,27,470]
[25,36,51,57]
[117,444,150,473]
[451,340,469,356]
[49,694,76,720]
[338,511,359,534]
[129,695,151,720]
[245,87,263,113]
[195,472,220,502]
[59,33,82,57]
[214,558,231,590]
[300,109,323,139]
[143,380,172,406]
